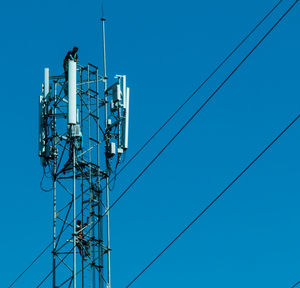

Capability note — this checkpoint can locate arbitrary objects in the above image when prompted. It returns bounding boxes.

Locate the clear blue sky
[1,0,300,287]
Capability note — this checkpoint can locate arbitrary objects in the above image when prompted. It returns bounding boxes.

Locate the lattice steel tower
[38,18,130,288]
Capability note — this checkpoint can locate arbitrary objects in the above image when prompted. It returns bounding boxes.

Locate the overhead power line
[82,0,299,247]
[125,114,300,287]
[35,247,73,288]
[109,0,284,184]
[291,281,300,288]
[7,243,52,288]
[105,0,299,217]
[6,0,287,286]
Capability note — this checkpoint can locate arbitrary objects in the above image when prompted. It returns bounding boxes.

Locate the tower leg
[73,144,77,288]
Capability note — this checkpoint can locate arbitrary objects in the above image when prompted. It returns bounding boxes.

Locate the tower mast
[39,16,130,288]
[101,15,112,288]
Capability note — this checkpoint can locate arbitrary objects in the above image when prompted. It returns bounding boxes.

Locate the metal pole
[80,68,84,288]
[96,67,103,288]
[105,178,111,288]
[73,143,77,288]
[101,17,111,288]
[53,151,57,288]
[88,64,95,288]
[53,82,57,288]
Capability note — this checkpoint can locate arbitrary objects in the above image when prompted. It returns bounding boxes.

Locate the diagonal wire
[106,0,299,217]
[125,114,300,287]
[35,1,299,286]
[7,191,90,287]
[7,243,52,288]
[291,281,300,288]
[35,247,73,288]
[6,0,287,286]
[83,0,298,239]
[110,0,284,182]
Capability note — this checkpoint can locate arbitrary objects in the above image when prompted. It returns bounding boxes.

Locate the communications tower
[38,18,130,288]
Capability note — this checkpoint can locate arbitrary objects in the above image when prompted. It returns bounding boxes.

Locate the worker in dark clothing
[76,217,89,260]
[63,46,78,95]
[63,46,79,81]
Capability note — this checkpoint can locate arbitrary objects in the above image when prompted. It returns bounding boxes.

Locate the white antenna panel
[44,68,49,99]
[122,87,129,149]
[39,94,44,156]
[122,76,126,106]
[68,60,77,124]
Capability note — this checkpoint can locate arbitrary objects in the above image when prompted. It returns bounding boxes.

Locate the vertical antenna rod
[101,13,111,288]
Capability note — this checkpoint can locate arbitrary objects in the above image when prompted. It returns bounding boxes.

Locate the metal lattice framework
[39,29,129,287]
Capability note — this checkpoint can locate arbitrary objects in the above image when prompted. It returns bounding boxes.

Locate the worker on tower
[63,46,78,95]
[76,217,90,260]
[63,46,78,81]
